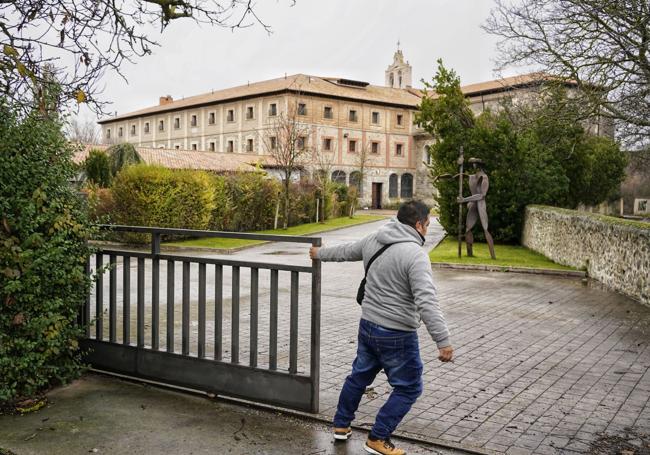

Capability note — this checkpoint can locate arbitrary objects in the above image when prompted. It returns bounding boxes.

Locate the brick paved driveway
[208,218,650,454]
[91,218,650,454]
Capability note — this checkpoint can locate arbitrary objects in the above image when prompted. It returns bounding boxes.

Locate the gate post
[310,237,322,413]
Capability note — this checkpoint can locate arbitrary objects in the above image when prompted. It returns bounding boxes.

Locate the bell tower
[385,42,412,89]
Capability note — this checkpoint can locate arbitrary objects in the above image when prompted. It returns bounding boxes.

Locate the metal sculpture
[456,158,496,259]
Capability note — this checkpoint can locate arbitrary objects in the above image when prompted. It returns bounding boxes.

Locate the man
[309,200,453,455]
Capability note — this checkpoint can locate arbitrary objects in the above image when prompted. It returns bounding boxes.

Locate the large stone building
[98,50,591,208]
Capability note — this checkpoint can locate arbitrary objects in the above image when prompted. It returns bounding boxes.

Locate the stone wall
[522,205,650,306]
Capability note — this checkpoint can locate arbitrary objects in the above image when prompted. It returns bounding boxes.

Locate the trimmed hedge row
[87,164,351,242]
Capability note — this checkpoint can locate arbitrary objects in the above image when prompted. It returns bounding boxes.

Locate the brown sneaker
[333,426,352,440]
[364,437,406,455]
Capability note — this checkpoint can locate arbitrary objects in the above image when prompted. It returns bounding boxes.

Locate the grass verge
[429,237,575,270]
[166,214,386,250]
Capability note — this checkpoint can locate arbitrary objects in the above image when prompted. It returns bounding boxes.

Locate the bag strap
[364,243,395,277]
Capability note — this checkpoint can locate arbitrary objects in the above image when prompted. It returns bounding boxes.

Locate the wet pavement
[0,374,462,455]
[83,217,650,454]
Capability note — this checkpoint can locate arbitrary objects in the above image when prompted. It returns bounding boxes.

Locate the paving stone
[92,219,650,455]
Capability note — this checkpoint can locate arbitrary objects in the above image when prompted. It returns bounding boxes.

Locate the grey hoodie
[316,218,450,348]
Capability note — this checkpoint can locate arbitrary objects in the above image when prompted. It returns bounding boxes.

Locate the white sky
[86,0,516,122]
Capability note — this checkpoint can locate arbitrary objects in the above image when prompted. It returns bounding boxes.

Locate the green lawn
[166,214,386,250]
[429,237,575,270]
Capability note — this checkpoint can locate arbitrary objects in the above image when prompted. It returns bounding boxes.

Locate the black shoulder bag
[356,243,394,305]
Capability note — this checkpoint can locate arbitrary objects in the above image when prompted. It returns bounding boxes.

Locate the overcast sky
[87,0,516,122]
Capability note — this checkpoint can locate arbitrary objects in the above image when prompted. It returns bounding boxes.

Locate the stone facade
[522,205,650,306]
[99,52,604,209]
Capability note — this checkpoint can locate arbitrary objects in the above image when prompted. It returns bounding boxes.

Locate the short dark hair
[397,200,430,228]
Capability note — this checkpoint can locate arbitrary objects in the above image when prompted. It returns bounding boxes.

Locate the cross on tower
[397,39,401,51]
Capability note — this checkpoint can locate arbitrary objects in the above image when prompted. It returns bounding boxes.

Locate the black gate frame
[81,225,321,413]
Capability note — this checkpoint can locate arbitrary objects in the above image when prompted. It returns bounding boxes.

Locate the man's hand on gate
[309,246,319,260]
[438,346,453,362]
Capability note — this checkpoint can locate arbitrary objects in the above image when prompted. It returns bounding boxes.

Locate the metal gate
[80,226,321,413]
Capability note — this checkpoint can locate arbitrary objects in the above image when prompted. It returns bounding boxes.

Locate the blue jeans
[333,319,423,440]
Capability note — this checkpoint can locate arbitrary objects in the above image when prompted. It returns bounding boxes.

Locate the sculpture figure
[457,158,496,259]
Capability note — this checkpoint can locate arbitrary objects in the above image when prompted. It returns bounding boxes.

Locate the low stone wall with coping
[522,205,650,306]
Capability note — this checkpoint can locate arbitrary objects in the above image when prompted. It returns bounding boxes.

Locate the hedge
[110,165,215,242]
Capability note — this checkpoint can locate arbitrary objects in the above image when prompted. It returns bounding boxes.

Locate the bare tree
[348,140,372,216]
[483,0,650,148]
[262,100,311,229]
[66,117,100,144]
[1,0,289,114]
[309,133,337,222]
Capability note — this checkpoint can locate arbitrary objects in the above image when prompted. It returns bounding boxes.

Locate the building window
[372,112,380,124]
[323,106,333,119]
[227,109,235,122]
[297,136,306,150]
[389,174,398,198]
[348,139,357,152]
[270,136,277,150]
[175,144,180,150]
[397,114,403,126]
[246,106,254,120]
[158,120,164,131]
[174,117,180,129]
[323,138,332,151]
[209,141,215,152]
[208,112,215,125]
[269,103,277,116]
[191,143,197,151]
[130,124,136,135]
[332,170,346,185]
[371,141,379,154]
[144,122,150,133]
[349,110,358,122]
[396,143,403,156]
[191,115,197,127]
[118,127,123,137]
[227,140,234,153]
[106,129,111,139]
[298,103,307,115]
[400,173,413,198]
[246,138,254,152]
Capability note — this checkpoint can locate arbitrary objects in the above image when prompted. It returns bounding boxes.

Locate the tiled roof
[74,144,268,172]
[98,74,425,123]
[458,72,561,96]
[98,72,565,124]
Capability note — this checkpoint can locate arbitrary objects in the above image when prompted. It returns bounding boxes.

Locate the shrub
[332,184,349,218]
[0,102,93,402]
[287,181,318,226]
[84,149,112,187]
[82,183,115,223]
[111,165,215,242]
[106,143,141,176]
[210,171,281,231]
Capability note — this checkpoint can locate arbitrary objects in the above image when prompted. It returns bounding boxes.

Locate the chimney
[159,95,173,105]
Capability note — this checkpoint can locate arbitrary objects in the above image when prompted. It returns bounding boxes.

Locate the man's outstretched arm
[309,237,366,262]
